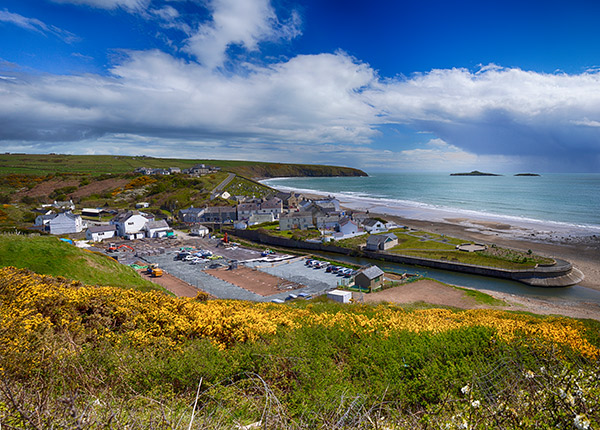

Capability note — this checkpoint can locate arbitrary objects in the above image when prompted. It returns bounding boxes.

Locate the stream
[309,251,600,305]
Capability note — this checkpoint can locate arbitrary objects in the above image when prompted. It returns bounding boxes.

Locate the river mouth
[309,251,600,305]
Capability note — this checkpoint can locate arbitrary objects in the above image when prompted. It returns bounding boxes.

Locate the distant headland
[514,173,541,176]
[450,170,501,176]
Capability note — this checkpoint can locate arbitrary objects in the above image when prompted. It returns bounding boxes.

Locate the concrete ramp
[518,267,585,287]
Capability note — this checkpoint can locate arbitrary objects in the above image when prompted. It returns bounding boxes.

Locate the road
[210,173,236,200]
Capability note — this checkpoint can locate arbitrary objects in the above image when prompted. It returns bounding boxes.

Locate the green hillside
[0,153,367,177]
[1,266,599,429]
[0,234,164,292]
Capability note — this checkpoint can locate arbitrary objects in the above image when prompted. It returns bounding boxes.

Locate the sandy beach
[292,188,599,290]
[273,187,600,319]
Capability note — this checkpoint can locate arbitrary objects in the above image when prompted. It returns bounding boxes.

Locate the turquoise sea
[263,173,600,236]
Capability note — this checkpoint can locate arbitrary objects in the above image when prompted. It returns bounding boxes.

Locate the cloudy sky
[1,0,600,173]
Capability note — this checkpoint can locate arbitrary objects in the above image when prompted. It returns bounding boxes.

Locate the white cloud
[51,0,150,12]
[184,0,301,69]
[3,55,600,171]
[3,0,600,171]
[370,66,600,167]
[0,9,78,43]
[0,50,376,147]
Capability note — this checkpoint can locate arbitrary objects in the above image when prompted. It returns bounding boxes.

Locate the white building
[279,212,314,231]
[48,212,84,235]
[144,220,171,238]
[86,225,117,242]
[190,224,210,237]
[111,211,153,240]
[248,213,275,226]
[257,198,283,219]
[52,200,75,211]
[327,290,352,303]
[362,219,388,234]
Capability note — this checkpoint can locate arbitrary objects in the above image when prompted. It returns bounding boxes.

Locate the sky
[1,0,600,173]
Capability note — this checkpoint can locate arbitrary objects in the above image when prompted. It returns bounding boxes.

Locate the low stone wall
[362,250,580,286]
[228,229,583,287]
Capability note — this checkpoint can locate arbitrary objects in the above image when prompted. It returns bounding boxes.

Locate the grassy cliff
[0,153,367,177]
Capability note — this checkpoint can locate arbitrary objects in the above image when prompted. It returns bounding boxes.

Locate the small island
[450,170,501,176]
[515,173,541,176]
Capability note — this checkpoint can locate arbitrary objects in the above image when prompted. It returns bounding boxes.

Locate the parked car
[338,268,352,276]
[175,252,191,260]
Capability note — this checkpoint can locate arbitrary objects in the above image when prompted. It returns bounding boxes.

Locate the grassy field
[0,153,366,177]
[1,267,599,429]
[340,228,554,270]
[0,234,164,292]
[252,224,555,270]
[224,176,273,198]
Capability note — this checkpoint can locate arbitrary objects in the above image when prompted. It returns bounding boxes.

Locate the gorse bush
[1,267,599,429]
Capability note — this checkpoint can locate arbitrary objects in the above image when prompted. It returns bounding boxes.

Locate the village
[25,167,411,303]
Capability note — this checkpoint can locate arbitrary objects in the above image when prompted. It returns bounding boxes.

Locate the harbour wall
[227,228,584,287]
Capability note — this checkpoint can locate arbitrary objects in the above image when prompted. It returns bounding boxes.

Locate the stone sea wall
[228,228,583,287]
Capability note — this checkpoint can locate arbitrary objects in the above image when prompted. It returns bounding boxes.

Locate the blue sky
[1,0,600,172]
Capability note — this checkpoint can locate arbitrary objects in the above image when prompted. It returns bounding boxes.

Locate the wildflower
[524,370,535,379]
[471,400,480,408]
[461,384,471,395]
[574,414,590,430]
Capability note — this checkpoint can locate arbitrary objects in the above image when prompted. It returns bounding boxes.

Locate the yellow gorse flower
[0,266,597,375]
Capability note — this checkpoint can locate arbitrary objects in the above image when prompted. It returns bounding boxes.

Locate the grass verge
[0,234,164,292]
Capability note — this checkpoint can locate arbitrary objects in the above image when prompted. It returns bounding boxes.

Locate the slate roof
[112,210,153,223]
[366,233,397,246]
[88,225,116,233]
[144,220,170,230]
[363,218,383,227]
[359,265,384,280]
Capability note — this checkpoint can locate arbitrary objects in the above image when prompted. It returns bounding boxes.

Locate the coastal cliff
[228,162,368,179]
[0,153,367,178]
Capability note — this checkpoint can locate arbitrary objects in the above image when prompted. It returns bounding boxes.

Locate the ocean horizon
[263,172,600,238]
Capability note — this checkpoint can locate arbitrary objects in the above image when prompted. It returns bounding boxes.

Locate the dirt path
[360,279,600,320]
[361,280,483,309]
[138,270,204,298]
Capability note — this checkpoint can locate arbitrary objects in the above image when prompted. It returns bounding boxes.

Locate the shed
[327,289,352,304]
[354,265,384,292]
[365,233,398,251]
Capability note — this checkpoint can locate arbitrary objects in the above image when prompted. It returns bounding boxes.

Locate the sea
[262,172,600,240]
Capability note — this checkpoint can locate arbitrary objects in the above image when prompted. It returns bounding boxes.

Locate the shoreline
[266,184,600,291]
